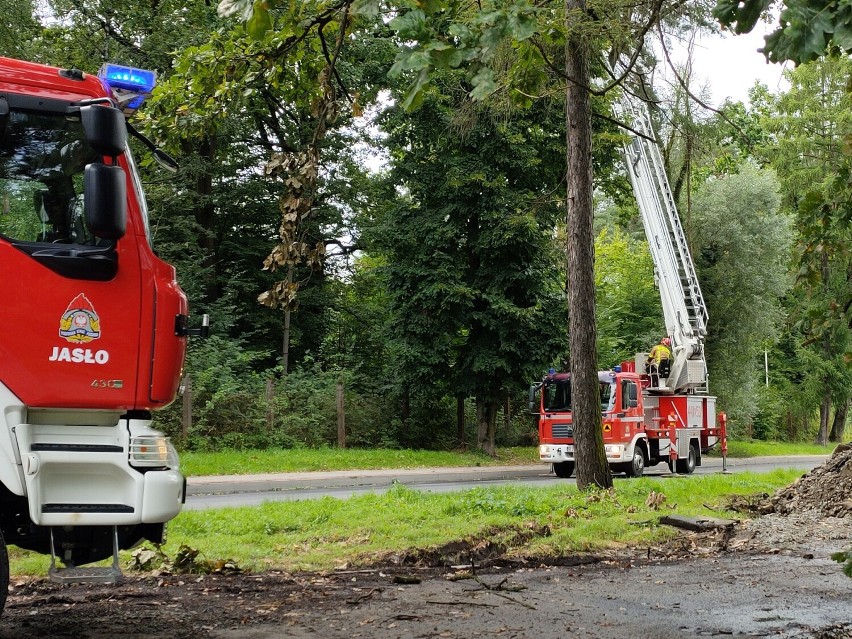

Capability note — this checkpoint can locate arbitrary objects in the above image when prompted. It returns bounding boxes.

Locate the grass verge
[9,469,801,577]
[178,446,539,476]
[707,440,836,458]
[178,441,832,477]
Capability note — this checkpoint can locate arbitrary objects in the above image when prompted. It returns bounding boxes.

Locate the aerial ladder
[615,96,709,393]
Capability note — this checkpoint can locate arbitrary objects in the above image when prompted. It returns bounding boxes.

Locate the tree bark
[476,397,498,457]
[817,391,830,445]
[829,399,849,442]
[564,0,611,489]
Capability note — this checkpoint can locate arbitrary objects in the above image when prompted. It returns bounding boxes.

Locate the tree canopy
[0,0,845,457]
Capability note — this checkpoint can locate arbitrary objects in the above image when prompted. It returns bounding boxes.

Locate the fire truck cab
[0,57,192,614]
[534,367,723,478]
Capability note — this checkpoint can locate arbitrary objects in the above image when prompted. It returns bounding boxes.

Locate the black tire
[675,443,698,475]
[0,530,8,617]
[624,445,645,478]
[553,462,575,478]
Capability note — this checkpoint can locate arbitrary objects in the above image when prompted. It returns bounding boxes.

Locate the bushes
[153,338,541,452]
[155,341,441,451]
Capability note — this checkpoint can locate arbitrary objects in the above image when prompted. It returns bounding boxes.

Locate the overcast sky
[681,26,791,105]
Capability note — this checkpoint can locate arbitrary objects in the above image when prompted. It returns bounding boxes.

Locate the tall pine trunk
[564,0,611,490]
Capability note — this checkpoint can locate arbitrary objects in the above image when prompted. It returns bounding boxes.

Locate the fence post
[336,381,346,448]
[504,392,511,435]
[265,378,275,432]
[457,396,465,448]
[181,374,192,440]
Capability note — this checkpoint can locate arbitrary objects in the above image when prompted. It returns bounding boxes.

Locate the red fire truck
[534,365,726,478]
[534,97,726,479]
[0,57,196,613]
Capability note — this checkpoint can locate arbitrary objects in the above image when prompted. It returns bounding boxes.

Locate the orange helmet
[661,337,671,346]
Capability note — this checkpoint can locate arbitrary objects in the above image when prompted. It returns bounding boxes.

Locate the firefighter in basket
[646,337,671,387]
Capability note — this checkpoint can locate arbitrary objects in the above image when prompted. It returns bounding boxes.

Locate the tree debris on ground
[761,445,852,517]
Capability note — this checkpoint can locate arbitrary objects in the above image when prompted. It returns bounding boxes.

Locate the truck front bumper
[14,420,184,527]
[541,443,633,464]
[539,444,575,463]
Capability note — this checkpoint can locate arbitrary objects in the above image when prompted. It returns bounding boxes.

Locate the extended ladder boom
[616,97,709,392]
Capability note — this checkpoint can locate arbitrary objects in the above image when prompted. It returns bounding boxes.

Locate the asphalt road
[184,455,828,510]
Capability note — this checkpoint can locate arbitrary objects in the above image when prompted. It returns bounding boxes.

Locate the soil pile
[763,445,852,517]
[732,445,852,554]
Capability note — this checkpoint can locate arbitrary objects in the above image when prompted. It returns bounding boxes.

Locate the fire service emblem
[59,293,101,343]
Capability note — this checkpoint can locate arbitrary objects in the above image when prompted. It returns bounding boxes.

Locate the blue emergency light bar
[98,64,157,93]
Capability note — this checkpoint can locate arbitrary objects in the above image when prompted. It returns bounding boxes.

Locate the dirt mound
[763,445,852,518]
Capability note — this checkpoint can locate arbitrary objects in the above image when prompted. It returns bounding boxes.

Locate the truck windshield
[543,380,571,411]
[0,107,100,245]
[544,379,615,413]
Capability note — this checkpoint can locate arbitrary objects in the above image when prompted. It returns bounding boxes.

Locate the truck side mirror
[528,384,540,414]
[84,163,126,240]
[80,105,127,156]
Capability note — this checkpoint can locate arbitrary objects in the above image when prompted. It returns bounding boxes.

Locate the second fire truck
[534,95,726,478]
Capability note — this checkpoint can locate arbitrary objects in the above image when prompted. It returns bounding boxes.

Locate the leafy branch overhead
[218,0,357,312]
[387,2,540,109]
[713,0,852,64]
[258,149,326,310]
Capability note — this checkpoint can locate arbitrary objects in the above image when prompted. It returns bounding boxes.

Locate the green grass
[177,441,830,477]
[708,439,835,458]
[8,468,802,577]
[178,446,539,476]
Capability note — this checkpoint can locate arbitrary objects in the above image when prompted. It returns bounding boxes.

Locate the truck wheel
[553,462,574,478]
[625,447,645,478]
[675,443,698,475]
[0,531,8,617]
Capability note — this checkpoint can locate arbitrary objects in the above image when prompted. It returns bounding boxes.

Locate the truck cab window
[543,380,571,411]
[600,382,615,412]
[0,109,99,246]
[621,380,638,410]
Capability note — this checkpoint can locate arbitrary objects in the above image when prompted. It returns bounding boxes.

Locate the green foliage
[387,1,540,108]
[715,0,852,64]
[371,73,568,452]
[40,0,222,72]
[765,57,852,439]
[0,0,40,60]
[154,337,270,449]
[594,227,663,367]
[832,549,852,578]
[690,162,792,430]
[771,57,852,356]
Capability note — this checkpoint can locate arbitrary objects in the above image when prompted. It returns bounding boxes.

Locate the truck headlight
[130,436,178,468]
[604,444,624,458]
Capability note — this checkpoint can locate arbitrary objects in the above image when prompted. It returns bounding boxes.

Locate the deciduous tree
[373,79,567,455]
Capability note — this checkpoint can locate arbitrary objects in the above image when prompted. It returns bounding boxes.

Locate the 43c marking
[91,379,124,389]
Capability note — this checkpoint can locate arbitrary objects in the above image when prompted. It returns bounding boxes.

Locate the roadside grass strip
[8,469,800,577]
[179,446,539,476]
[178,442,831,477]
